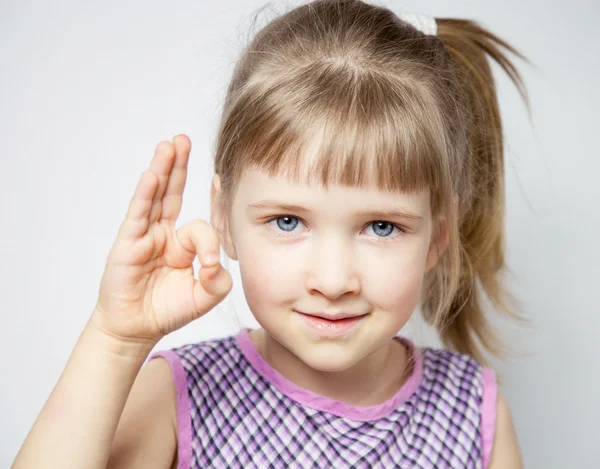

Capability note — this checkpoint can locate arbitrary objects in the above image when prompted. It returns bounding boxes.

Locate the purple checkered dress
[148,328,497,468]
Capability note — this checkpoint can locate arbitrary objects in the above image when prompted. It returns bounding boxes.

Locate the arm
[487,390,523,469]
[12,313,170,469]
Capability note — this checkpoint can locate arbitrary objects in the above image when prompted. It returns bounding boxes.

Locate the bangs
[232,65,448,197]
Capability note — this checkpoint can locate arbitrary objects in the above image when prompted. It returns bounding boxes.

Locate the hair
[211,0,532,368]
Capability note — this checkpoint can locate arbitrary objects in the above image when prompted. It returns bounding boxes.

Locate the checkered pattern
[153,331,486,468]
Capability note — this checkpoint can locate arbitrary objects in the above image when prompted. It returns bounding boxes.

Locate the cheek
[365,245,428,316]
[237,243,300,314]
[376,271,423,316]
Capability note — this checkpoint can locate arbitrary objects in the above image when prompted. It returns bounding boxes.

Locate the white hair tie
[397,12,437,36]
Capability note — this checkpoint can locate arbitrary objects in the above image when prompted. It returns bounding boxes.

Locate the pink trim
[234,328,423,422]
[148,350,192,469]
[481,367,498,468]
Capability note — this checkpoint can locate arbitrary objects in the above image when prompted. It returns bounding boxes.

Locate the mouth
[296,311,368,321]
[294,310,368,336]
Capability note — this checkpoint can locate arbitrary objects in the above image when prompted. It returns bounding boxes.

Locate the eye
[265,215,406,241]
[364,221,406,240]
[267,215,303,236]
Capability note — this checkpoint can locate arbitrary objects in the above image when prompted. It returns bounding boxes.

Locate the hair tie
[397,12,437,36]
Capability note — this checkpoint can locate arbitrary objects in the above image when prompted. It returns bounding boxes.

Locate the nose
[305,236,360,300]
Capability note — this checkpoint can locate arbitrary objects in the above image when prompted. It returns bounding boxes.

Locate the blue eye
[368,221,396,238]
[265,216,406,241]
[273,216,299,232]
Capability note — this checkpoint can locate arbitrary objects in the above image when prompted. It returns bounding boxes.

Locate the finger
[179,219,232,304]
[160,134,191,223]
[175,218,221,267]
[148,141,176,224]
[195,261,233,308]
[118,170,159,241]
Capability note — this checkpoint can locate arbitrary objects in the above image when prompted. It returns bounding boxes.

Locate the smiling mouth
[295,310,367,336]
[295,310,368,321]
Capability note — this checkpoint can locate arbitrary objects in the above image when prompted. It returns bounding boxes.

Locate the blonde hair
[212,0,532,367]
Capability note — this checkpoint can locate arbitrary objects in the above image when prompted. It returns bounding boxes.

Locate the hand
[92,135,232,344]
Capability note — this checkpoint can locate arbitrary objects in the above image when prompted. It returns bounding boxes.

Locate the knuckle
[190,219,220,245]
[190,218,210,232]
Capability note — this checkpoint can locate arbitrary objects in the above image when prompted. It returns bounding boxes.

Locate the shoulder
[420,346,494,400]
[107,356,179,469]
[148,333,243,387]
[143,334,242,468]
[419,346,484,389]
[139,356,179,429]
[419,347,522,468]
[486,388,523,469]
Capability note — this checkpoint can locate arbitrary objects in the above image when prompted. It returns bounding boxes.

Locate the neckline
[234,328,423,422]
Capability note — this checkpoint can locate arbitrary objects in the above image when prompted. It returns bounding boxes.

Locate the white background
[2,0,599,467]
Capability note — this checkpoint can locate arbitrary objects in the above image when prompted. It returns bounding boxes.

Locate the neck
[250,328,409,407]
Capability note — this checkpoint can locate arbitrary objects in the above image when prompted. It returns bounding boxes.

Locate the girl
[13,1,530,468]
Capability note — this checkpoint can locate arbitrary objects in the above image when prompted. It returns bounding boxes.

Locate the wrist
[86,311,159,361]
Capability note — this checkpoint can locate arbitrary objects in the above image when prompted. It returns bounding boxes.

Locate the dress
[148,328,497,468]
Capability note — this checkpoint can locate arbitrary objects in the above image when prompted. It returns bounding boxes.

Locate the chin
[294,346,359,373]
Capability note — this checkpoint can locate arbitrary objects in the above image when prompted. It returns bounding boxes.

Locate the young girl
[13,1,531,468]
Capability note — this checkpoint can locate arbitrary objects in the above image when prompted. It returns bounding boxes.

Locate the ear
[424,217,448,273]
[424,195,458,273]
[210,173,238,261]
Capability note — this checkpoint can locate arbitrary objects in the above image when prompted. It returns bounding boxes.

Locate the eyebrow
[247,200,423,220]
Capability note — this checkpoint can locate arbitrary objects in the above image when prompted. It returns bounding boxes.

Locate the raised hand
[92,135,232,345]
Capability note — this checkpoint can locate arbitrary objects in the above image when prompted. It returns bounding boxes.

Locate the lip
[295,310,367,337]
[303,311,365,321]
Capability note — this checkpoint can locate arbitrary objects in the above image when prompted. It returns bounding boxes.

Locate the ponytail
[425,19,532,367]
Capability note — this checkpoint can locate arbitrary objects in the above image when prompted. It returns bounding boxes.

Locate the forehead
[236,165,430,215]
[230,125,434,218]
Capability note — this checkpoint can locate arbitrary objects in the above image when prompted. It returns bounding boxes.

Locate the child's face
[216,163,445,373]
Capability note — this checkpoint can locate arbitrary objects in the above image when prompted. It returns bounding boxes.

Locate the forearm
[12,313,157,469]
